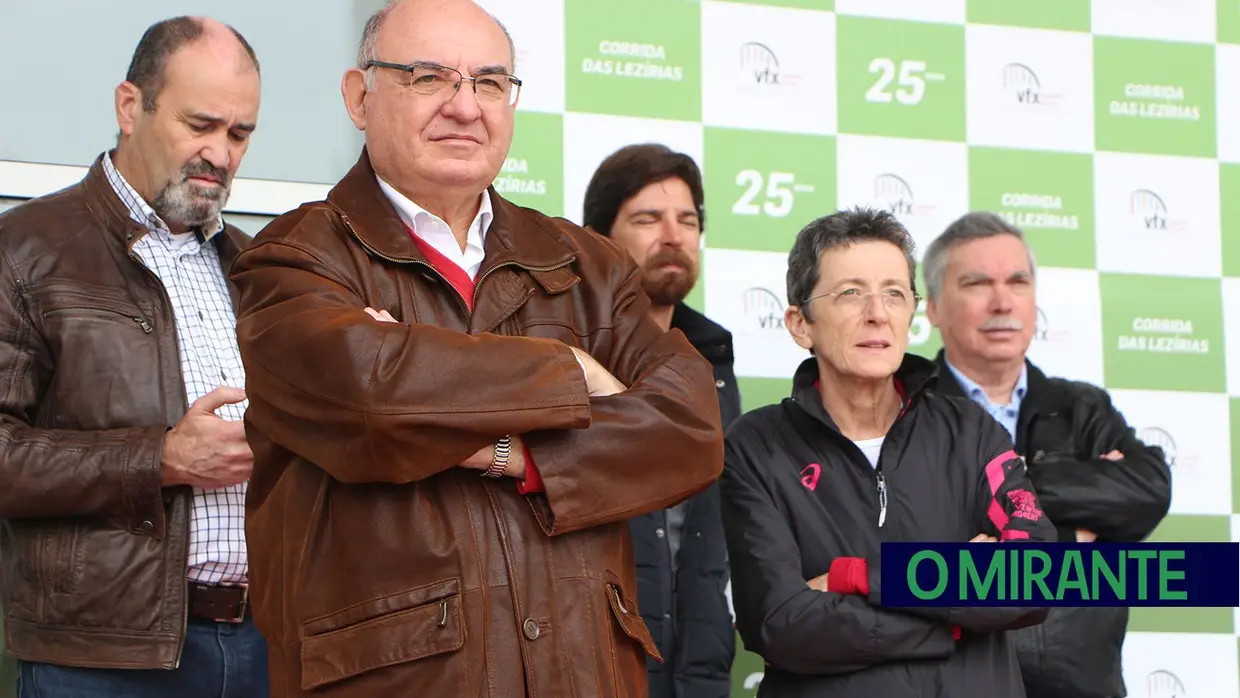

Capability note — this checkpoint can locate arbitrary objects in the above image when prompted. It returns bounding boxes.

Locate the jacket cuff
[129,425,169,537]
[827,557,870,596]
[515,442,544,494]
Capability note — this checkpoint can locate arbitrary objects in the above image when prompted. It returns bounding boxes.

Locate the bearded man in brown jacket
[227,1,726,696]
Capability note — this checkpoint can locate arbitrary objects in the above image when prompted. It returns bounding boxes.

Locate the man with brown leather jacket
[0,16,267,698]
[227,1,725,697]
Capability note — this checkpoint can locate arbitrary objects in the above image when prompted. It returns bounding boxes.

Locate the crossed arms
[228,228,723,535]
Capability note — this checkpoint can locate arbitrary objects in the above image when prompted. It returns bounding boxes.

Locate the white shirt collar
[375,176,492,251]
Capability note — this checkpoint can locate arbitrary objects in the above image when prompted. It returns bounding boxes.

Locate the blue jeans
[16,617,268,698]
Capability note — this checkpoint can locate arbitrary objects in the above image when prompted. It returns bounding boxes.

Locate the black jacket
[721,354,1056,698]
[631,304,740,698]
[931,352,1172,698]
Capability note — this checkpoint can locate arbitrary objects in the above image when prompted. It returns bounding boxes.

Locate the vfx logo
[741,287,785,331]
[1137,427,1178,468]
[1128,189,1189,232]
[738,41,801,87]
[1000,63,1061,107]
[1145,670,1186,698]
[1034,307,1049,342]
[872,174,936,218]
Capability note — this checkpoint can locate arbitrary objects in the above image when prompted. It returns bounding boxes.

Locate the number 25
[732,170,795,218]
[866,58,926,105]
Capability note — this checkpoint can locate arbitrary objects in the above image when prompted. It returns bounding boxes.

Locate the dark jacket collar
[931,349,1062,416]
[324,149,576,273]
[670,303,733,367]
[789,352,939,430]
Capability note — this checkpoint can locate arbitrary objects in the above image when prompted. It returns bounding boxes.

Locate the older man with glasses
[226,1,725,697]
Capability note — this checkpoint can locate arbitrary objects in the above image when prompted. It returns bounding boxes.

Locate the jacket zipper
[875,471,888,528]
[123,246,191,670]
[44,306,153,333]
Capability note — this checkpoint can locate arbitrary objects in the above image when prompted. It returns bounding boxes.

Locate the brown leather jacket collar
[325,149,577,274]
[79,152,248,262]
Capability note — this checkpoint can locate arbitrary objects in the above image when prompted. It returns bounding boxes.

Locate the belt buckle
[214,583,249,624]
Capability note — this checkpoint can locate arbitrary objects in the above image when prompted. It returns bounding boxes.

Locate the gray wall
[0,0,394,186]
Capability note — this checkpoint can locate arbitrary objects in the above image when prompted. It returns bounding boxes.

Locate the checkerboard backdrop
[475,0,1240,694]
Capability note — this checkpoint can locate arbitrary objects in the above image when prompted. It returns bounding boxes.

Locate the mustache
[181,160,231,187]
[645,248,694,272]
[979,316,1024,331]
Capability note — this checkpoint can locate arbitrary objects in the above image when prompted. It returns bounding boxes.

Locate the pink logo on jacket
[801,463,821,491]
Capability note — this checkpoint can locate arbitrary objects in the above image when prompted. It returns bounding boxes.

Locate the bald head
[125,15,260,113]
[357,0,515,71]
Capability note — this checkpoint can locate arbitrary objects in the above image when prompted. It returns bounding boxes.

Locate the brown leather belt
[188,583,249,623]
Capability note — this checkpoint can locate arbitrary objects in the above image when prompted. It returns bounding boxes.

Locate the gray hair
[922,211,1037,303]
[786,206,918,322]
[357,1,517,89]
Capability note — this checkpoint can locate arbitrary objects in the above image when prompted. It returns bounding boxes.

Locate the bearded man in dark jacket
[583,143,738,698]
[921,211,1172,698]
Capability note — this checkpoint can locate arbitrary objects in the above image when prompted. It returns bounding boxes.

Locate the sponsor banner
[836,16,966,141]
[703,128,836,253]
[564,0,701,121]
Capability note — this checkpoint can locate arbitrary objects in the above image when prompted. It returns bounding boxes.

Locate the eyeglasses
[366,60,522,106]
[804,287,921,314]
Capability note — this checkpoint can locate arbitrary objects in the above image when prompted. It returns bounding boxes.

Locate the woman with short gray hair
[720,206,1057,697]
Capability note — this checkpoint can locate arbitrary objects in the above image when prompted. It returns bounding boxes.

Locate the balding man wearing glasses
[227,1,724,697]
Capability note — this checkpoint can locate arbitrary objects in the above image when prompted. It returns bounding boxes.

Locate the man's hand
[970,533,998,543]
[161,387,253,489]
[461,434,528,480]
[806,573,829,592]
[570,347,627,397]
[1067,450,1119,542]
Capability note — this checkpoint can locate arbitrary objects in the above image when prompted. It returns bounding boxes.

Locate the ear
[115,81,142,138]
[341,68,369,131]
[785,306,814,352]
[926,296,941,328]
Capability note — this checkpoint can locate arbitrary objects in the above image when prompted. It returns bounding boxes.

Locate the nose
[989,283,1015,313]
[657,216,691,248]
[199,131,231,172]
[861,293,891,325]
[440,80,483,122]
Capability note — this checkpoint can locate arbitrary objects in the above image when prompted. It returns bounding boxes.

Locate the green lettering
[1091,550,1125,600]
[908,551,948,600]
[1056,550,1090,601]
[1158,550,1187,601]
[1128,550,1157,601]
[1022,549,1054,601]
[961,548,1004,601]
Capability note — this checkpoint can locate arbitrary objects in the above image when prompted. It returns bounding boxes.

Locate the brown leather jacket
[230,151,725,697]
[0,155,250,669]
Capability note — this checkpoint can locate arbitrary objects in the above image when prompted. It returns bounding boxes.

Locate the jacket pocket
[299,577,465,690]
[604,577,661,662]
[36,284,151,331]
[46,523,84,595]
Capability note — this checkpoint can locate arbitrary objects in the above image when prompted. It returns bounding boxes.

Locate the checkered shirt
[102,153,248,586]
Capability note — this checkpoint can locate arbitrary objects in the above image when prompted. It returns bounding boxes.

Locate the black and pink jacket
[720,353,1056,698]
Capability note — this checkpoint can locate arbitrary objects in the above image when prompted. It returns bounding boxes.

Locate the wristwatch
[482,436,512,478]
